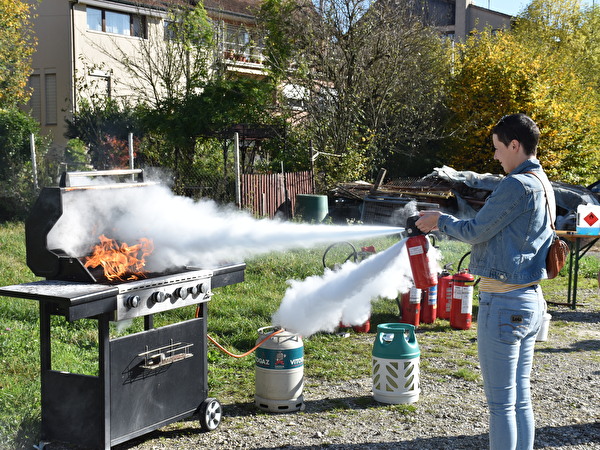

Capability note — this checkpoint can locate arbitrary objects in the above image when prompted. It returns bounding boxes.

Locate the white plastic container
[536,313,552,342]
[576,204,600,235]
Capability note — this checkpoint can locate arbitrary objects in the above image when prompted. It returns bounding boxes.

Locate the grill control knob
[174,287,189,300]
[127,295,140,308]
[151,291,168,303]
[190,283,209,297]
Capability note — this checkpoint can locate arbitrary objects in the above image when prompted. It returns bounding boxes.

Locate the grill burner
[0,170,246,449]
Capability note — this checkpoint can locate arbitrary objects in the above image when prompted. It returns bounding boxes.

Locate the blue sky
[475,0,596,16]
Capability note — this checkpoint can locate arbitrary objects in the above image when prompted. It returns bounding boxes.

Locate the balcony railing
[222,43,264,64]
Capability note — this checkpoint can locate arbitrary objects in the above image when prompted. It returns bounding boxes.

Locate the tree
[0,108,47,219]
[138,77,283,195]
[0,0,37,107]
[259,0,451,188]
[65,97,140,169]
[444,0,600,185]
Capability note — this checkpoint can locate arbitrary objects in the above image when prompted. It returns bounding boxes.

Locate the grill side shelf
[197,263,246,288]
[0,281,118,321]
[0,280,118,304]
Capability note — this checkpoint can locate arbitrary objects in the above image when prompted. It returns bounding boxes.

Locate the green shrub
[0,108,46,220]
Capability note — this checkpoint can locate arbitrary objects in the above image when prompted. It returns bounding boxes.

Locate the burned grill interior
[0,169,246,449]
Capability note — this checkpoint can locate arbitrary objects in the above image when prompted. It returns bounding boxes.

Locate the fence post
[309,141,315,194]
[234,132,241,208]
[128,132,135,181]
[30,133,39,191]
[128,132,134,169]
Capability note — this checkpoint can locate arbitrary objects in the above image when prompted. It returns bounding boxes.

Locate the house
[26,0,266,150]
[418,0,511,41]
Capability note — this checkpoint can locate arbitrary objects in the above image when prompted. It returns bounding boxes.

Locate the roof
[110,0,261,18]
[204,0,262,17]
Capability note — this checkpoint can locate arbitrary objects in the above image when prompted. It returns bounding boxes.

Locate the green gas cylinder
[372,323,420,404]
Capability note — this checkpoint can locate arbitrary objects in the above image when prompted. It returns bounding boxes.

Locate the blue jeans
[477,286,545,450]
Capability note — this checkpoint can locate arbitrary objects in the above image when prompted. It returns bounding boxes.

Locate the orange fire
[84,235,154,281]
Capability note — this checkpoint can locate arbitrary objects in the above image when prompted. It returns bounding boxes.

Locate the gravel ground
[45,288,600,450]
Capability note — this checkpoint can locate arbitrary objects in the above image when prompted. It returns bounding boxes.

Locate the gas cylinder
[400,286,421,327]
[255,327,304,413]
[450,270,475,330]
[405,216,438,290]
[372,323,420,404]
[420,285,437,324]
[437,269,453,320]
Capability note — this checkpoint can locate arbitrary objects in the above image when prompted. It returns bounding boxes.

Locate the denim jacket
[437,158,555,284]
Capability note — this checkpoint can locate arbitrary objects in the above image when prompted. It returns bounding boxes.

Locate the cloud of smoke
[47,183,403,272]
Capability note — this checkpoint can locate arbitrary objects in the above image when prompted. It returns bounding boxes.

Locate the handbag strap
[526,171,556,231]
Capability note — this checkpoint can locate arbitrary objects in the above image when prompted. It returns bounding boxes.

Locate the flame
[84,235,154,281]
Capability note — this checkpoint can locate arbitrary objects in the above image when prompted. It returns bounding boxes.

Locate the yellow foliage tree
[444,0,600,185]
[0,0,37,107]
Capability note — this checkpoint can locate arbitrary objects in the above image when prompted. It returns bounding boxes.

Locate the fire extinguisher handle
[405,215,424,237]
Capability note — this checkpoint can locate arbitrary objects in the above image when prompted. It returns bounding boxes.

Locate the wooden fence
[241,171,313,218]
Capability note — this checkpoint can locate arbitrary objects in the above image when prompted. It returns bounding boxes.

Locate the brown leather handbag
[527,171,569,279]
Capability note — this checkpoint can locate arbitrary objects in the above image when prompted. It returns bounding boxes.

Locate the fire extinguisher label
[427,286,437,305]
[408,245,424,256]
[456,286,473,314]
[409,288,421,303]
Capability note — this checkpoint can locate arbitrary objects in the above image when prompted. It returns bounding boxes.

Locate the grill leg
[99,313,111,449]
[144,314,154,330]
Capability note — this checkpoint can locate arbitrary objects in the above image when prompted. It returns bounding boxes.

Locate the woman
[416,113,554,450]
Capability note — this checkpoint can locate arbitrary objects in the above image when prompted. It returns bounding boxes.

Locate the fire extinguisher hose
[206,328,285,359]
[457,251,480,286]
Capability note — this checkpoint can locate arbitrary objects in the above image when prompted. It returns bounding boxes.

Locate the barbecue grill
[0,170,245,449]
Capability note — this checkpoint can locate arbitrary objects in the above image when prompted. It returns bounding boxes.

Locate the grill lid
[26,170,156,282]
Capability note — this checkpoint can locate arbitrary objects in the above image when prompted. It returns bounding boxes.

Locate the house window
[45,73,57,125]
[164,20,176,40]
[106,11,130,35]
[28,75,42,123]
[87,6,147,38]
[87,7,102,32]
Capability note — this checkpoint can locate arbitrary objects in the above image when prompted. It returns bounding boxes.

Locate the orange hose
[206,328,285,358]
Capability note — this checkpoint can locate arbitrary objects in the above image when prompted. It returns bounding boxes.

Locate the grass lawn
[1,221,598,449]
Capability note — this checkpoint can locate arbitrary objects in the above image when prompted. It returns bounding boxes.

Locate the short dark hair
[492,113,540,156]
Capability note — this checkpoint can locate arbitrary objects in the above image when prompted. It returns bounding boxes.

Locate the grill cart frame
[0,169,246,449]
[0,264,245,449]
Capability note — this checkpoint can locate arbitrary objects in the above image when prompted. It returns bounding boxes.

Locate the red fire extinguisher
[405,215,438,290]
[450,269,475,330]
[437,267,453,320]
[420,285,437,324]
[351,246,377,333]
[337,245,376,333]
[400,286,421,327]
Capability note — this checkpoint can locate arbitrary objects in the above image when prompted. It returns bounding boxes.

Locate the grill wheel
[199,397,222,431]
